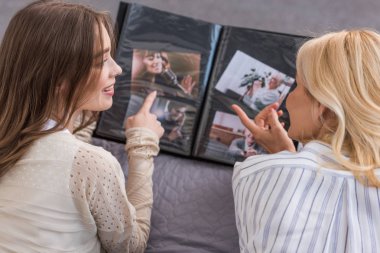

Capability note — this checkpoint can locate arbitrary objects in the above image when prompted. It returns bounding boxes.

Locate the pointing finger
[138,91,157,114]
[231,104,259,134]
[255,102,280,127]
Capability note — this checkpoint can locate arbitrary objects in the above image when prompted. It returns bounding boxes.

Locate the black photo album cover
[193,27,307,164]
[95,2,308,164]
[95,3,222,156]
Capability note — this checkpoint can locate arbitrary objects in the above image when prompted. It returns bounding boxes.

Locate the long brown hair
[0,0,115,176]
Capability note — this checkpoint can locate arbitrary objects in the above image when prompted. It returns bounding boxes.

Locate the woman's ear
[318,103,338,132]
[317,103,327,120]
[55,80,69,96]
[53,80,70,115]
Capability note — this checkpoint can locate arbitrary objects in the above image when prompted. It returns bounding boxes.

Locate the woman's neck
[67,110,82,133]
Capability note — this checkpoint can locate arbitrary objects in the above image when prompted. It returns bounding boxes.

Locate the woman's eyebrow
[94,47,110,58]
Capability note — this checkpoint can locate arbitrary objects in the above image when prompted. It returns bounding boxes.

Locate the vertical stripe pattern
[232,141,380,253]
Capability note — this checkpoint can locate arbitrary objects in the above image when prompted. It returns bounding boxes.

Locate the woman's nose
[113,60,122,77]
[116,64,122,76]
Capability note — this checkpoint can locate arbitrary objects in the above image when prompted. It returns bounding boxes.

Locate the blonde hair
[296,29,380,186]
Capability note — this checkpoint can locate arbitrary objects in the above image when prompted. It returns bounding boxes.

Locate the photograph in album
[215,50,295,113]
[202,111,267,162]
[125,95,195,150]
[131,49,202,98]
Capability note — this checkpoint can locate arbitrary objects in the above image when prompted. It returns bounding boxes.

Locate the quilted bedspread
[92,138,239,253]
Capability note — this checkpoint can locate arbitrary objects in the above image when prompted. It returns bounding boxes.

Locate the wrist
[125,127,160,158]
[275,142,296,153]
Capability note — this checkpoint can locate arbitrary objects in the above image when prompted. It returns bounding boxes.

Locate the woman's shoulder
[70,134,125,185]
[232,141,358,183]
[234,149,315,172]
[74,136,120,167]
[30,131,119,167]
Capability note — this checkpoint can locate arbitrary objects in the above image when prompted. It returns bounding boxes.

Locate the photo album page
[95,3,307,164]
[95,3,221,156]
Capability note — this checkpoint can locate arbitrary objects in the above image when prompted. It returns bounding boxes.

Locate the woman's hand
[125,91,164,138]
[231,103,296,153]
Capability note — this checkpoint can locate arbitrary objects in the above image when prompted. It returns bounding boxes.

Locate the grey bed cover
[93,138,239,253]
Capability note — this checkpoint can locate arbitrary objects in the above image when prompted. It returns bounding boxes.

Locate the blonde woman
[232,29,380,252]
[0,1,164,252]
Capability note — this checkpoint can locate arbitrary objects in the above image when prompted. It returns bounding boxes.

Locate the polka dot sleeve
[70,127,159,253]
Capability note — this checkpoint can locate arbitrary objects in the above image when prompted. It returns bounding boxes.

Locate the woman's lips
[102,84,114,96]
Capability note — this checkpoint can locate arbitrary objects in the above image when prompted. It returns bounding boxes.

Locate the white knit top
[0,127,159,253]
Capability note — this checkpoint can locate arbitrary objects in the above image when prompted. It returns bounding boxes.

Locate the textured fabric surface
[93,138,239,253]
[233,141,380,253]
[0,129,158,253]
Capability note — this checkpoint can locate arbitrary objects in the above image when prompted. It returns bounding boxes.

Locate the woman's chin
[102,102,113,111]
[96,100,113,112]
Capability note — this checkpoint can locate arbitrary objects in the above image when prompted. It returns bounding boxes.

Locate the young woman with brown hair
[0,1,164,252]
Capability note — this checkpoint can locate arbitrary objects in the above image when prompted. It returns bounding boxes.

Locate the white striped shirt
[232,141,380,253]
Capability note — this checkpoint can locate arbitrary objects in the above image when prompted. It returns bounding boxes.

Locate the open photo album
[95,2,308,165]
